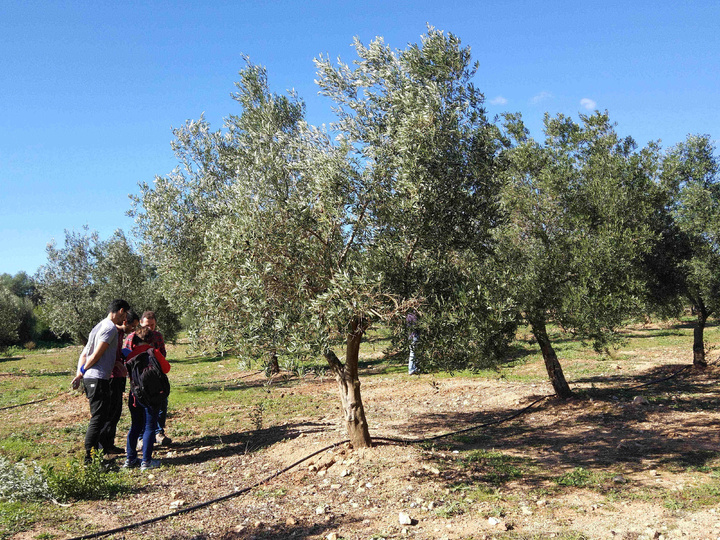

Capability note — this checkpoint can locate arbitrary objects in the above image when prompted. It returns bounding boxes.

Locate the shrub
[45,451,130,502]
[0,457,51,502]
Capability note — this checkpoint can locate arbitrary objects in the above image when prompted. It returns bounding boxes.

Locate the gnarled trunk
[324,318,372,448]
[530,316,573,399]
[692,303,708,368]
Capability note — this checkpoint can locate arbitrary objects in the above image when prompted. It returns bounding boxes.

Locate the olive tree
[496,112,661,397]
[661,134,720,367]
[36,228,180,344]
[134,29,515,447]
[0,285,24,348]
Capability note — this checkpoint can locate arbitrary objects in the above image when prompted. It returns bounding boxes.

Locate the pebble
[399,512,413,525]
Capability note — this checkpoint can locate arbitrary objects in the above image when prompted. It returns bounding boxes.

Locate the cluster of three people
[71,300,170,471]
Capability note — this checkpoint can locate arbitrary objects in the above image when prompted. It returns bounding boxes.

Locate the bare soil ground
[8,342,720,540]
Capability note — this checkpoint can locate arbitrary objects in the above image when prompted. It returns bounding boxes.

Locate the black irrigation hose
[65,396,554,540]
[374,394,553,445]
[176,370,264,388]
[65,441,350,540]
[0,393,64,412]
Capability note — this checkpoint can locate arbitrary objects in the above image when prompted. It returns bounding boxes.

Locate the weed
[0,500,37,539]
[45,452,131,502]
[249,401,266,431]
[462,449,526,485]
[435,500,465,518]
[556,467,595,488]
[0,457,51,502]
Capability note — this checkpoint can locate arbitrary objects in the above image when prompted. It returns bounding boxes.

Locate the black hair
[108,299,131,314]
[125,309,140,324]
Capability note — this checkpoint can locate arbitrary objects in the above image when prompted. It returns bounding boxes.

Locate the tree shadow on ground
[158,421,334,467]
[401,364,720,489]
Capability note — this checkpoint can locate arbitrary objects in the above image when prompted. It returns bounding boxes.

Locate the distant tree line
[0,229,181,351]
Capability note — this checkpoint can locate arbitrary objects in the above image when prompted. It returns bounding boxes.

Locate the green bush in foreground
[0,452,131,504]
[45,452,130,502]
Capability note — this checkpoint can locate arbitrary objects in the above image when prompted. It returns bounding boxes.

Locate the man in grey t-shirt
[72,299,130,463]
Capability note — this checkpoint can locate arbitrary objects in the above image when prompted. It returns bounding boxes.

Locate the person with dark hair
[98,309,139,454]
[71,299,130,464]
[123,325,171,471]
[137,310,171,446]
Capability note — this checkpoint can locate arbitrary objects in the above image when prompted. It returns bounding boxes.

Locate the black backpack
[127,350,170,408]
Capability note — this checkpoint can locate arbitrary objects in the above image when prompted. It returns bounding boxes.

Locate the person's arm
[154,350,171,374]
[155,332,166,357]
[71,348,88,388]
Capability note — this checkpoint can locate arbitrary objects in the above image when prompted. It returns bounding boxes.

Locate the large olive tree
[496,112,662,397]
[134,29,516,447]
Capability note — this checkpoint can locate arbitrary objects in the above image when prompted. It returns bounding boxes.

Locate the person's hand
[71,374,82,390]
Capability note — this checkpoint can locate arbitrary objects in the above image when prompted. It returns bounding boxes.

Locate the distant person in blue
[71,299,131,464]
[407,311,419,375]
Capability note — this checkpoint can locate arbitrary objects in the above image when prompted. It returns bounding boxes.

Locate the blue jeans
[126,393,159,464]
[155,394,168,435]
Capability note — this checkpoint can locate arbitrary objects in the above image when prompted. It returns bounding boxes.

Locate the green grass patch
[462,449,528,485]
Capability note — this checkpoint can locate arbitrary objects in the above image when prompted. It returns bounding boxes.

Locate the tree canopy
[35,227,180,344]
[134,29,517,446]
[496,112,662,396]
[660,134,720,366]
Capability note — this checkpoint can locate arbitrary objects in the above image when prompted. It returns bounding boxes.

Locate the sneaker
[155,433,172,446]
[123,458,140,469]
[103,445,125,455]
[140,459,161,471]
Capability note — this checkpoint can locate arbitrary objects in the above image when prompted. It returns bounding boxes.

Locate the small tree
[497,112,661,397]
[661,134,720,367]
[135,29,516,447]
[0,285,24,348]
[36,228,180,344]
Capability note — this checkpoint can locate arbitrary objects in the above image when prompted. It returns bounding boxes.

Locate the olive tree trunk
[268,349,280,375]
[530,316,573,399]
[692,303,709,368]
[324,318,372,448]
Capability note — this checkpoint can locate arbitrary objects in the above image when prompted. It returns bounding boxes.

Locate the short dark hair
[126,309,140,324]
[141,310,156,321]
[108,299,130,314]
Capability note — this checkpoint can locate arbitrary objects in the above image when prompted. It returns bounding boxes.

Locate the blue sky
[2,0,719,276]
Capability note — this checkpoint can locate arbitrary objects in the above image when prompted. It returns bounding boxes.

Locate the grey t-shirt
[83,318,118,380]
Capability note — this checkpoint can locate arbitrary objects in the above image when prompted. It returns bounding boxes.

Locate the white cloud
[490,96,508,105]
[580,98,597,110]
[530,91,553,105]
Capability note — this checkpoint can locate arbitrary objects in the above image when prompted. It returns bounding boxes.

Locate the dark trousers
[99,377,126,449]
[83,378,111,460]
